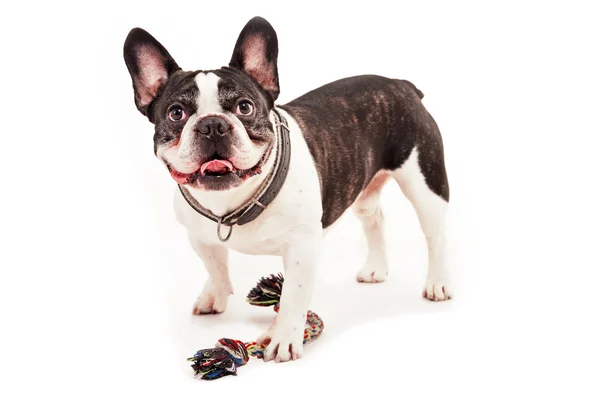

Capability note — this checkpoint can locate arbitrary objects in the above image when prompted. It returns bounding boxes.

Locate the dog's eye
[235,101,254,116]
[168,106,186,122]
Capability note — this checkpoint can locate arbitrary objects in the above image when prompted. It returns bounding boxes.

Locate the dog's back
[280,74,447,228]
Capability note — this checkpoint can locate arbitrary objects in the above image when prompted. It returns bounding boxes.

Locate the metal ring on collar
[217,217,233,242]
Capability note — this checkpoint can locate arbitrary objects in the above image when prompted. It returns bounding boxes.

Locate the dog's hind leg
[392,146,452,301]
[353,171,391,283]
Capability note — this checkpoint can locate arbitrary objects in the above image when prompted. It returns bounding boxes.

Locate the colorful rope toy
[187,273,324,380]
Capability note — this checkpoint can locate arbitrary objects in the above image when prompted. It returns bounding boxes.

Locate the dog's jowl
[124,17,452,362]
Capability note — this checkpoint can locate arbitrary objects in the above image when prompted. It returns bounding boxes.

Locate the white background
[1,0,599,397]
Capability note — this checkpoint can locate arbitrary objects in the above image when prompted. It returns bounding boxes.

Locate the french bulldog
[123,16,452,363]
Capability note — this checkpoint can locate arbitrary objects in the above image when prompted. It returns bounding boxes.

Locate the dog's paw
[356,263,388,283]
[257,320,304,362]
[192,289,229,315]
[422,279,453,301]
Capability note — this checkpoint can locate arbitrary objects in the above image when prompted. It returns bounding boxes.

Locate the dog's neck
[184,109,280,217]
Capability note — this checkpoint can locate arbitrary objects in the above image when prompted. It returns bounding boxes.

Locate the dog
[123,16,452,363]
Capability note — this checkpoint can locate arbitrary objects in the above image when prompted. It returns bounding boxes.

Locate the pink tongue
[200,159,234,175]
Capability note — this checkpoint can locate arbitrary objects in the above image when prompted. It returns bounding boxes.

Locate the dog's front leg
[260,225,321,362]
[188,235,233,315]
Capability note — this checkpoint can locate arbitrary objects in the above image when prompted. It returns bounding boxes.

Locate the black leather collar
[178,108,291,242]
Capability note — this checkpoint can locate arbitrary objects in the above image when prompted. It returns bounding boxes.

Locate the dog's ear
[229,17,280,102]
[123,28,181,118]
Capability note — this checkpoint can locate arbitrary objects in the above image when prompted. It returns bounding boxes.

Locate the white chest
[174,190,296,255]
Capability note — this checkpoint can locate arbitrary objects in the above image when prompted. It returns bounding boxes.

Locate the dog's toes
[356,264,388,283]
[260,324,304,363]
[192,291,228,315]
[423,280,452,301]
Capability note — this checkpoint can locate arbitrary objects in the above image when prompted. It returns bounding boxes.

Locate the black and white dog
[124,17,452,362]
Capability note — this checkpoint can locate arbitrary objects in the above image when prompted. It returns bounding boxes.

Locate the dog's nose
[196,116,230,137]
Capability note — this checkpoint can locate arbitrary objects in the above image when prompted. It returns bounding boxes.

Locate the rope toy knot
[187,273,324,380]
[187,338,248,380]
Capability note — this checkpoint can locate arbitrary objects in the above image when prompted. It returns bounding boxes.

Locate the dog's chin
[168,162,264,192]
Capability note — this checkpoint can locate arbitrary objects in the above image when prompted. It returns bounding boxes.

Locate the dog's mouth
[200,159,234,176]
[168,158,263,186]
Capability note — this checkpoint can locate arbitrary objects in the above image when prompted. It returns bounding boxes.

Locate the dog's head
[123,17,280,191]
